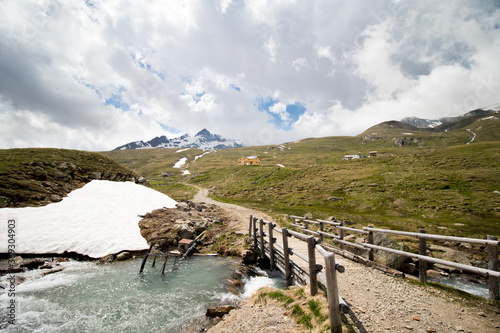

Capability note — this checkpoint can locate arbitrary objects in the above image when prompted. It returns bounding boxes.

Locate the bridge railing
[289,215,500,300]
[249,215,346,333]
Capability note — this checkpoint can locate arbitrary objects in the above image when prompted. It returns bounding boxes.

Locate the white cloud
[0,1,499,150]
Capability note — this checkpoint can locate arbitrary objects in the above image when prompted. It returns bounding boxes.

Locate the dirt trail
[194,187,500,333]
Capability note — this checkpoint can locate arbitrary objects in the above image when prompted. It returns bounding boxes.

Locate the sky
[0,0,499,151]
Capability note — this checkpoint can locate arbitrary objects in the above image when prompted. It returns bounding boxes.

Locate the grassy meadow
[102,114,500,238]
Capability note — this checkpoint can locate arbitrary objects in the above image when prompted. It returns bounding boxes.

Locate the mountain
[113,129,243,151]
[401,103,500,129]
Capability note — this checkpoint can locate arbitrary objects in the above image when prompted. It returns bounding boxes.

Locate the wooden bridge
[249,214,500,333]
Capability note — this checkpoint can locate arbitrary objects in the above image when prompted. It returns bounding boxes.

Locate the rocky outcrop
[0,148,138,208]
[138,201,229,252]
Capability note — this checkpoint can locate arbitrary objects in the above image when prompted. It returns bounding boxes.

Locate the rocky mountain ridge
[401,104,500,129]
[113,129,243,151]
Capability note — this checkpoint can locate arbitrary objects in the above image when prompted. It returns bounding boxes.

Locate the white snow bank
[194,151,212,161]
[176,148,190,153]
[276,164,285,168]
[173,157,188,168]
[0,180,177,258]
[182,170,191,175]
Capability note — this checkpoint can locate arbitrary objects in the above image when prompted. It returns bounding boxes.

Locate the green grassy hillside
[0,148,137,207]
[103,114,500,238]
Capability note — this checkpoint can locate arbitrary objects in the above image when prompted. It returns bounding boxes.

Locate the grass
[257,286,333,332]
[103,115,500,240]
[0,148,137,206]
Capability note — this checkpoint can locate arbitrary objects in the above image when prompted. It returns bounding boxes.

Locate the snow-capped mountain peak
[113,129,243,151]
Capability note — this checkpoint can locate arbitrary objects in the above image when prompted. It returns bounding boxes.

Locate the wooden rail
[250,215,346,333]
[289,215,500,300]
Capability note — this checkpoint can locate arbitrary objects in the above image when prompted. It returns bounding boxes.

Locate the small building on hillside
[238,156,261,165]
[369,151,378,157]
[343,153,361,160]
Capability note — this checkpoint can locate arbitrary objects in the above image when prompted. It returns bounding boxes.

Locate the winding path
[194,186,500,332]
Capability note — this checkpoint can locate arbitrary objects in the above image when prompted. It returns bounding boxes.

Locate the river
[0,256,285,332]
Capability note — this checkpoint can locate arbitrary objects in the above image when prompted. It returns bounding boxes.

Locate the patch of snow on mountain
[173,157,188,168]
[0,181,177,258]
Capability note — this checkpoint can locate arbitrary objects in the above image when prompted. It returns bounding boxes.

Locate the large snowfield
[0,181,177,258]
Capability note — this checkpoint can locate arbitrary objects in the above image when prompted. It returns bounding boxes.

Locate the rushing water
[0,256,285,332]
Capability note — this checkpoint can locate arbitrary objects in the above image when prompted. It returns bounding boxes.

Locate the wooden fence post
[269,222,275,270]
[319,221,324,242]
[282,228,292,287]
[324,252,342,333]
[419,229,427,284]
[249,215,253,237]
[487,235,499,300]
[367,226,374,261]
[339,221,345,250]
[307,236,318,296]
[161,254,168,274]
[253,217,258,251]
[259,219,265,259]
[139,244,154,273]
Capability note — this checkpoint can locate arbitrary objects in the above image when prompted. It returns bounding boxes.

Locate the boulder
[20,259,46,270]
[373,233,410,270]
[427,244,471,266]
[178,226,194,240]
[116,252,131,261]
[58,162,76,174]
[33,166,47,180]
[206,305,235,318]
[176,202,190,211]
[242,249,257,264]
[50,194,63,202]
[90,171,102,180]
[99,254,115,263]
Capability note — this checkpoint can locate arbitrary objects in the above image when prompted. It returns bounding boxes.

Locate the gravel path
[194,187,500,332]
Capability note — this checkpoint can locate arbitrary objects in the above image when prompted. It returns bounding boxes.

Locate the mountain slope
[113,129,243,151]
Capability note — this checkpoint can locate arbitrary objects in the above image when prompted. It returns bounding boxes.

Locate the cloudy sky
[1,0,499,151]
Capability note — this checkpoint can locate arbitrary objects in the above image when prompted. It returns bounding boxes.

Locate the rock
[99,254,115,263]
[33,166,47,180]
[20,259,46,270]
[90,171,102,180]
[242,249,257,264]
[224,279,244,289]
[426,269,445,279]
[192,220,209,234]
[50,194,63,202]
[400,262,417,275]
[136,176,147,184]
[427,244,471,266]
[0,195,10,208]
[178,226,194,239]
[176,202,190,211]
[373,233,410,270]
[328,196,344,201]
[58,162,76,174]
[116,252,131,261]
[206,305,235,318]
[54,170,69,181]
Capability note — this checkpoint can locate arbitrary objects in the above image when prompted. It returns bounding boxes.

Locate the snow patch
[194,151,213,161]
[182,170,191,175]
[176,148,190,153]
[173,157,188,168]
[0,180,177,258]
[276,164,285,168]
